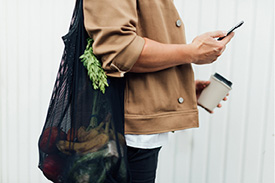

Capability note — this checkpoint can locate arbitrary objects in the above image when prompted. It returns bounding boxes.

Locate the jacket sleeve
[83,0,145,77]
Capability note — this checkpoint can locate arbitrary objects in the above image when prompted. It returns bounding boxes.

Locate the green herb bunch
[80,38,108,94]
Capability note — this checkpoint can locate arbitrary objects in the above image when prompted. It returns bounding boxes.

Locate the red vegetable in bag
[42,154,64,182]
[39,127,66,153]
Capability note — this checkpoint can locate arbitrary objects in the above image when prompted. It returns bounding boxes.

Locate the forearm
[130,31,234,73]
[130,38,194,73]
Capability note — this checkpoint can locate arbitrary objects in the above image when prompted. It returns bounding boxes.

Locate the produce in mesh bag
[39,127,66,154]
[67,141,126,183]
[57,115,111,155]
[41,154,65,182]
[38,1,128,182]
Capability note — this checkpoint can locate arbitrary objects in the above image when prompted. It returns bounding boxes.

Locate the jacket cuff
[106,36,145,77]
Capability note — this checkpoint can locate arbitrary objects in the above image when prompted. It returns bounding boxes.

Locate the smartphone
[217,21,244,41]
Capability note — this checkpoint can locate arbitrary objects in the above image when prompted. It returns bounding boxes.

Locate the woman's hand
[195,80,210,100]
[190,31,234,65]
[195,80,229,113]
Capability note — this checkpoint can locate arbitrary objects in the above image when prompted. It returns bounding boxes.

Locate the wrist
[180,44,198,64]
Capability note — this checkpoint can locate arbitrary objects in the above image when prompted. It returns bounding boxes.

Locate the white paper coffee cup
[198,73,232,112]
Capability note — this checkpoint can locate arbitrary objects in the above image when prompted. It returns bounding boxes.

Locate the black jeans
[127,146,161,183]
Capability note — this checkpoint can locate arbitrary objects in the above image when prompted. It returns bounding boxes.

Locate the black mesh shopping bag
[38,0,128,182]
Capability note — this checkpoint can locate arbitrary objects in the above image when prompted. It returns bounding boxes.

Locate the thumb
[209,30,227,38]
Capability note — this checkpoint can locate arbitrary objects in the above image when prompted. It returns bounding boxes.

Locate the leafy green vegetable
[68,147,117,183]
[80,38,108,94]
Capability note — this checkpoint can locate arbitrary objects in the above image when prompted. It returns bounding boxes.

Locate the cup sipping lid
[214,73,233,87]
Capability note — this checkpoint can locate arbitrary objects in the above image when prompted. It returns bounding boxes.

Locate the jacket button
[178,97,184,104]
[176,20,182,27]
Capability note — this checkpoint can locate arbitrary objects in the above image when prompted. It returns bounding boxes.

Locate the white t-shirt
[125,132,169,149]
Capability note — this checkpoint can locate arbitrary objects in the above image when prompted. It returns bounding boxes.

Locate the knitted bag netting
[38,0,128,182]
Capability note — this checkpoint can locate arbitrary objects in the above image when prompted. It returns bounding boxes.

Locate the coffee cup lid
[214,73,233,87]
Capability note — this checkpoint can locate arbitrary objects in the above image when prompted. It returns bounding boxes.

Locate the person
[83,0,234,182]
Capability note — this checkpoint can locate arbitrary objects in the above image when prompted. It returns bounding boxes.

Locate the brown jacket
[83,0,199,134]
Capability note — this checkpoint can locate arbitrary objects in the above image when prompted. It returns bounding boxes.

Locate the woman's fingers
[223,93,229,101]
[196,80,210,87]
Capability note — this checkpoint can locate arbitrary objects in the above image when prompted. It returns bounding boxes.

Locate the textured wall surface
[0,0,273,182]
